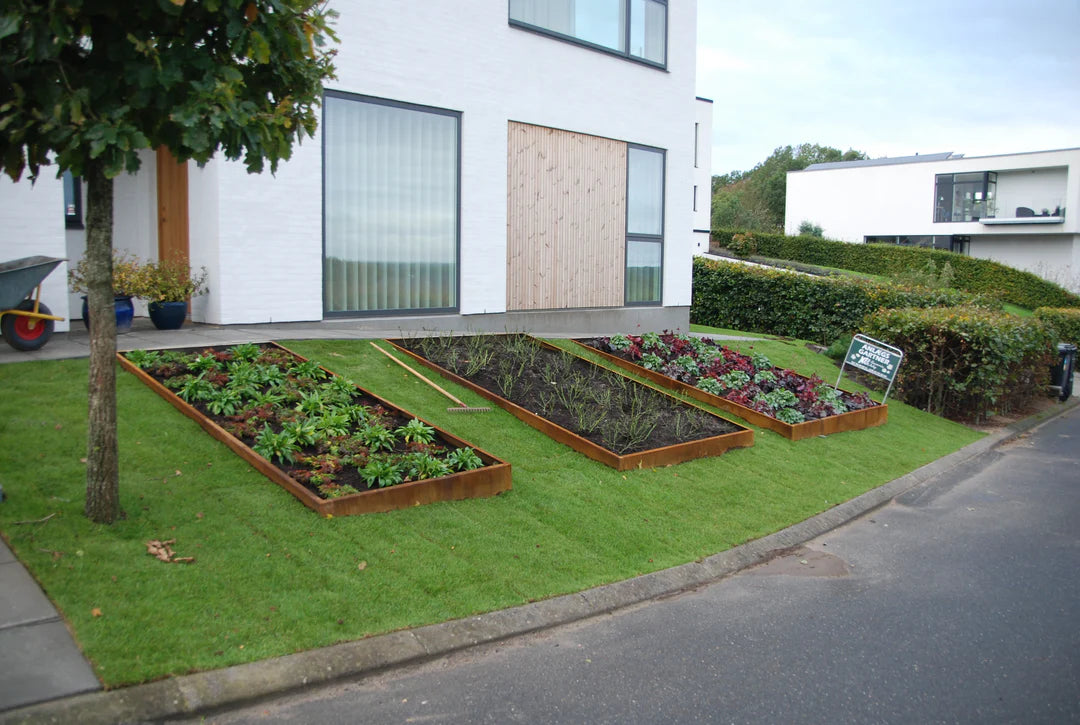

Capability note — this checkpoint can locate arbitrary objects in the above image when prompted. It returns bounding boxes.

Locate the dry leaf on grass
[146,539,195,564]
[91,607,102,617]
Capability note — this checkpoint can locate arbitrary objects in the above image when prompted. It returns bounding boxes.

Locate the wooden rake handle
[370,342,468,408]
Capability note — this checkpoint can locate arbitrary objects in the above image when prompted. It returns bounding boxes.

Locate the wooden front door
[156,147,189,265]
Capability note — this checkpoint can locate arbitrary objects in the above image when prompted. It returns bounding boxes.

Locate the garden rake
[370,342,491,413]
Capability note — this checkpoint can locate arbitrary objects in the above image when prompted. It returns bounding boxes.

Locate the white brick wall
[206,0,700,319]
[4,1,702,325]
[0,174,71,332]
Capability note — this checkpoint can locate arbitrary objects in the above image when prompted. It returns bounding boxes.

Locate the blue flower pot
[148,301,188,330]
[81,295,134,333]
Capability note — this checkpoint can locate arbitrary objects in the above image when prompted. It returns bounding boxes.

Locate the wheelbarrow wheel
[2,300,55,352]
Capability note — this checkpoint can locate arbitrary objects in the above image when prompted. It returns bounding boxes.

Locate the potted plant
[135,258,208,330]
[68,250,143,333]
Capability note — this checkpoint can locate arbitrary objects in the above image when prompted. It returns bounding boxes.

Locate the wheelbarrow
[0,256,67,352]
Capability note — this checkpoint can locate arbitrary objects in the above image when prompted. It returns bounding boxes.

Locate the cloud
[697,1,1080,173]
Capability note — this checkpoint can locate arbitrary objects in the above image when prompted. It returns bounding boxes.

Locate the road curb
[3,398,1076,724]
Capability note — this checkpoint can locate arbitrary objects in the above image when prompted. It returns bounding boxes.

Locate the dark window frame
[624,142,666,307]
[933,171,997,223]
[321,89,462,318]
[63,171,83,229]
[508,0,669,70]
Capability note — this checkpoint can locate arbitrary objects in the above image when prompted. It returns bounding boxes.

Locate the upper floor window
[934,171,996,223]
[510,0,667,68]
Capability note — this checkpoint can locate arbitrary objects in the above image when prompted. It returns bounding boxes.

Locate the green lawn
[0,336,982,686]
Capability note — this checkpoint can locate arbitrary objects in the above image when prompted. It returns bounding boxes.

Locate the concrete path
[0,538,99,711]
[0,317,764,365]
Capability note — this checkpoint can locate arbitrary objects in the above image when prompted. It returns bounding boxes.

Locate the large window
[323,92,460,315]
[509,0,667,67]
[934,171,997,222]
[625,145,664,304]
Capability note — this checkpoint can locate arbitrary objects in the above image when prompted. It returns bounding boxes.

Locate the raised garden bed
[117,342,511,515]
[575,333,886,441]
[387,334,753,471]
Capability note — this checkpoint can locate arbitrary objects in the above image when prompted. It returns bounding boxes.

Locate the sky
[696,0,1080,175]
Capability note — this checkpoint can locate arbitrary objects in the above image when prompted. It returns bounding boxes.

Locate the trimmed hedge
[711,229,1080,310]
[862,307,1054,422]
[1034,307,1080,346]
[691,257,994,345]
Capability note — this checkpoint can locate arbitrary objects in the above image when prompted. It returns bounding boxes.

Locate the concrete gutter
[2,398,1076,724]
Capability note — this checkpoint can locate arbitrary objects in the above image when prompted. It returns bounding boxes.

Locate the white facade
[785,148,1080,292]
[2,0,705,330]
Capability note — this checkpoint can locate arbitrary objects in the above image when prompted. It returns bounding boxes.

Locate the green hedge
[691,257,994,345]
[711,229,1080,310]
[1034,307,1080,346]
[862,307,1054,422]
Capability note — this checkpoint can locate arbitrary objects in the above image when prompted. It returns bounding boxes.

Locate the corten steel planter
[386,337,754,471]
[573,341,887,442]
[117,343,512,516]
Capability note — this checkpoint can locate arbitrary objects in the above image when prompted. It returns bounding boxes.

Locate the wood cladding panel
[507,122,626,311]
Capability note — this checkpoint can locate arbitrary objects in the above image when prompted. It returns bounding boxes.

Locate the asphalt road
[194,407,1080,725]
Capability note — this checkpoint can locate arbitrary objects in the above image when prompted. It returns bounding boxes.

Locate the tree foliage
[1,0,337,180]
[712,143,866,232]
[0,0,337,523]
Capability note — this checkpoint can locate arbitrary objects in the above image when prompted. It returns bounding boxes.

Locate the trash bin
[1050,342,1077,402]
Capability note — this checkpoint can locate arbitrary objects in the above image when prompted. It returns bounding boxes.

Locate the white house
[0,0,710,335]
[785,148,1080,292]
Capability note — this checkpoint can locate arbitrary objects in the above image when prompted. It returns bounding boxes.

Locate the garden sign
[837,334,904,403]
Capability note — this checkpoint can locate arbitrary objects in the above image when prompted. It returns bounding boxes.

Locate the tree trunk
[84,158,120,524]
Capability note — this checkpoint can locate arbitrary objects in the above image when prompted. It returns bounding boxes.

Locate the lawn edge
[4,397,1076,725]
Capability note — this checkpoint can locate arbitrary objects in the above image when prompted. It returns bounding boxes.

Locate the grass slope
[0,337,982,686]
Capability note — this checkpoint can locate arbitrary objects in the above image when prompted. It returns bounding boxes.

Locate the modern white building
[1,0,710,334]
[785,148,1080,292]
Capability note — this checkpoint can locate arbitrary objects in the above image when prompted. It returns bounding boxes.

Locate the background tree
[712,143,866,233]
[0,0,337,523]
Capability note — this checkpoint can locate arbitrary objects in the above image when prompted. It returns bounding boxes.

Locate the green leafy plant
[68,249,144,297]
[672,355,699,375]
[719,370,751,390]
[357,422,396,453]
[607,334,633,352]
[445,447,484,472]
[253,425,301,464]
[228,343,262,362]
[124,349,160,370]
[289,359,327,381]
[753,369,777,385]
[281,420,319,448]
[404,452,451,481]
[358,455,404,488]
[696,377,724,395]
[750,352,772,371]
[205,387,243,416]
[640,353,665,371]
[295,390,326,416]
[134,258,208,302]
[188,354,222,375]
[177,376,215,403]
[396,418,435,445]
[312,411,351,439]
[775,407,806,425]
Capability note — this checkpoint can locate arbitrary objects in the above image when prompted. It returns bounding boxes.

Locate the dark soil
[394,335,743,454]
